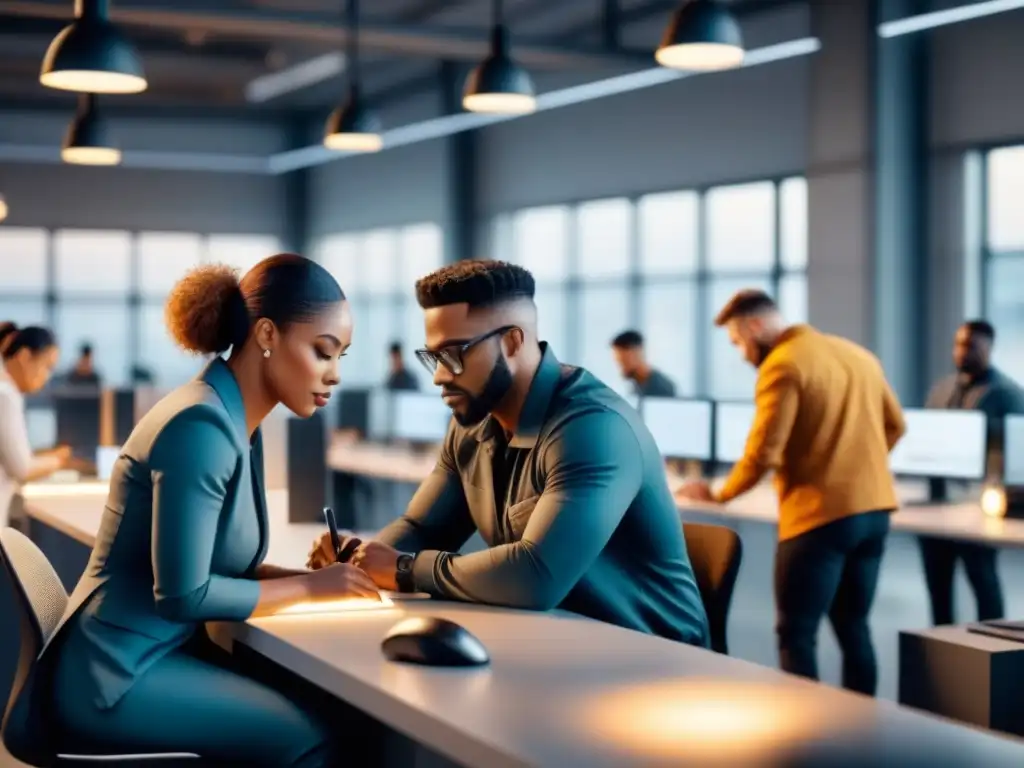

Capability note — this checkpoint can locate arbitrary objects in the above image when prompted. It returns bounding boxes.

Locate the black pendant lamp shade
[324,86,383,152]
[656,0,745,72]
[41,0,146,94]
[463,25,536,114]
[62,95,121,166]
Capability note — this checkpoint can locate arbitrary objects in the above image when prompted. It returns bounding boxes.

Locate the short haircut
[388,341,402,355]
[611,330,644,349]
[714,289,778,327]
[80,343,93,356]
[964,319,995,343]
[415,259,535,310]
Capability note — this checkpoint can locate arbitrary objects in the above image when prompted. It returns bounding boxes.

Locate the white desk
[19,486,1024,767]
[328,439,1024,548]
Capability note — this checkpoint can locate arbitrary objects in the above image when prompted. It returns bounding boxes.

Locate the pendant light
[656,0,745,72]
[0,196,8,223]
[323,0,382,152]
[41,0,146,94]
[463,0,535,115]
[62,94,121,166]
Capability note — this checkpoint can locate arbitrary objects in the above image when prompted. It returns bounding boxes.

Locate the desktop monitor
[392,392,451,444]
[96,446,120,481]
[889,408,987,480]
[714,402,756,464]
[367,389,391,441]
[337,388,372,435]
[54,389,101,460]
[25,407,56,451]
[642,398,713,461]
[1003,414,1024,487]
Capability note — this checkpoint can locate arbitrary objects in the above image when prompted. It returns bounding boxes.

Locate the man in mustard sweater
[677,289,906,695]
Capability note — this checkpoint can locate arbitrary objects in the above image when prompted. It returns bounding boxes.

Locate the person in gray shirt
[385,340,419,391]
[610,330,677,398]
[920,320,1024,625]
[308,260,709,646]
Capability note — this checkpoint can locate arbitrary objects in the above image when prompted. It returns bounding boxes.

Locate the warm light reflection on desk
[981,486,1007,518]
[275,594,395,616]
[581,679,862,764]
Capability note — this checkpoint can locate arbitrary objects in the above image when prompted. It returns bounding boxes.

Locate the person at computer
[675,289,906,695]
[610,330,676,398]
[15,255,378,768]
[66,342,101,387]
[385,340,419,391]
[918,320,1024,627]
[307,259,709,647]
[0,322,73,527]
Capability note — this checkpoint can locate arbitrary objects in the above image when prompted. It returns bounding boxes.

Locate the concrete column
[440,61,478,265]
[806,0,928,404]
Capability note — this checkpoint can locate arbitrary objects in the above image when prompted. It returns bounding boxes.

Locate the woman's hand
[306,532,361,570]
[303,563,380,601]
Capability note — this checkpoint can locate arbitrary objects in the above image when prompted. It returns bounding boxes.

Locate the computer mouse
[380,616,490,667]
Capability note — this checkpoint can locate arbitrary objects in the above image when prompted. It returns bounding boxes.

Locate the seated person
[309,260,709,646]
[11,255,378,768]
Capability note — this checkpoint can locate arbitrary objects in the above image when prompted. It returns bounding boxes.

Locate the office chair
[682,522,743,655]
[0,528,200,766]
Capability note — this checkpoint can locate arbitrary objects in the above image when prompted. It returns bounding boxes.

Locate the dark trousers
[918,536,1004,626]
[775,510,891,696]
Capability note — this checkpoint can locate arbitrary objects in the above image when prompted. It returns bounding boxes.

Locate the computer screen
[96,446,120,481]
[1003,415,1024,486]
[392,392,451,443]
[889,408,987,480]
[642,398,713,461]
[336,388,371,434]
[714,402,756,464]
[367,390,391,440]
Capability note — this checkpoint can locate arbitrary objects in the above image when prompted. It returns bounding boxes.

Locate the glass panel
[638,191,699,276]
[576,197,632,279]
[706,181,776,272]
[401,298,427,374]
[577,285,630,394]
[207,234,280,277]
[361,230,398,296]
[779,177,808,270]
[0,299,48,328]
[639,280,698,396]
[533,287,568,360]
[54,229,131,295]
[513,206,570,283]
[986,256,1024,384]
[987,146,1024,251]
[346,299,394,386]
[137,303,205,387]
[317,234,361,296]
[0,227,48,293]
[138,232,204,298]
[54,302,131,387]
[778,272,808,324]
[706,276,773,400]
[400,223,443,287]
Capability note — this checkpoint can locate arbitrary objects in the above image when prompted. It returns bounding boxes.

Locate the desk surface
[328,439,1024,548]
[21,485,1024,767]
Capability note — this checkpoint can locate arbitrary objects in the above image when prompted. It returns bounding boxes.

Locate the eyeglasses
[415,325,516,376]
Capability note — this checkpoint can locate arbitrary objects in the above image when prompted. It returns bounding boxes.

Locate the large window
[316,222,443,387]
[491,177,808,400]
[0,227,282,388]
[983,146,1024,383]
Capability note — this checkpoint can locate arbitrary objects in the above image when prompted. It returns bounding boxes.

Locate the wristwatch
[395,553,415,593]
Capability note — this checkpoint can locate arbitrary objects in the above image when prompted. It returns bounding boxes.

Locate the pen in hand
[321,507,361,564]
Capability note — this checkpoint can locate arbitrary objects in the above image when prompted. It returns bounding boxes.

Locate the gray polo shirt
[634,368,677,398]
[377,344,710,646]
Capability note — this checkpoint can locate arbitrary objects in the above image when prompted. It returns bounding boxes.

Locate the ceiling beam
[0,1,654,70]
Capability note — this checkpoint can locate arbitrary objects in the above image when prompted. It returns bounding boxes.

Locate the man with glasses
[308,260,709,646]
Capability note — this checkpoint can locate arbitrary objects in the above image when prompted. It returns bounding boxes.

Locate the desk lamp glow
[981,485,1007,519]
[656,0,745,72]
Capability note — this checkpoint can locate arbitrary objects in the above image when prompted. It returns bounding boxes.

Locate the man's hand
[306,531,360,570]
[350,541,401,591]
[674,479,716,504]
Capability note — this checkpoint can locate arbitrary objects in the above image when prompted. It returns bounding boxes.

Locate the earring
[262,349,271,359]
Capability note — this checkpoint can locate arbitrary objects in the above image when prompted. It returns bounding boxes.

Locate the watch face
[397,554,413,572]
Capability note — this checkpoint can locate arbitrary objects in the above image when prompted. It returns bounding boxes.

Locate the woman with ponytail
[21,254,370,767]
[0,322,71,526]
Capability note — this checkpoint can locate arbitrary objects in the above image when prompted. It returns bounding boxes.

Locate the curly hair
[415,259,535,310]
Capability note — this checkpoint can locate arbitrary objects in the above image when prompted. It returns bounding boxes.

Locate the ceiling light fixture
[463,0,536,114]
[656,0,745,72]
[323,0,382,153]
[62,94,121,166]
[41,0,146,94]
[0,196,8,223]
